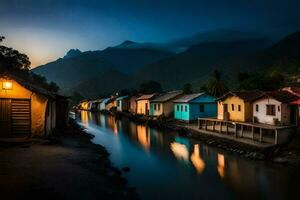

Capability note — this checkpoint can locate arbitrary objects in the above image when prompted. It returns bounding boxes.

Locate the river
[76,111,300,200]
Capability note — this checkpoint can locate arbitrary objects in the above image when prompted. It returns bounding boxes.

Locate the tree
[139,80,162,94]
[237,70,285,91]
[182,83,192,94]
[0,36,31,72]
[202,70,228,97]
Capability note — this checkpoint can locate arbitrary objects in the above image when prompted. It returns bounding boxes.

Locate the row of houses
[79,87,300,128]
[78,91,218,121]
[0,74,69,139]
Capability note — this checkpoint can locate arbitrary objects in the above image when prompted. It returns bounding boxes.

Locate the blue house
[173,93,217,121]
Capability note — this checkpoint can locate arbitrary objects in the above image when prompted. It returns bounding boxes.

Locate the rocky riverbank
[112,111,300,165]
[0,119,138,200]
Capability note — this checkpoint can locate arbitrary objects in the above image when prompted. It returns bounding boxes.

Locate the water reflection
[76,111,300,200]
[136,125,151,150]
[170,142,189,162]
[191,144,205,174]
[217,154,225,178]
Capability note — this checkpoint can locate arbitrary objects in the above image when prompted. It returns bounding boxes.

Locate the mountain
[67,69,138,99]
[63,49,82,59]
[135,37,274,89]
[165,29,269,52]
[33,42,174,90]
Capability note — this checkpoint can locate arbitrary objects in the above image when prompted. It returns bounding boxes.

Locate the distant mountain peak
[63,49,82,59]
[115,40,138,48]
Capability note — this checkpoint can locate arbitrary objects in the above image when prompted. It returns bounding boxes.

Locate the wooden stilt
[219,122,222,133]
[235,124,237,138]
[212,121,215,131]
[260,128,263,142]
[226,122,228,134]
[275,129,278,144]
[241,125,244,137]
[252,126,254,140]
[205,120,207,130]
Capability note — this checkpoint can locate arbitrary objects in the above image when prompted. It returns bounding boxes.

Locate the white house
[252,91,298,125]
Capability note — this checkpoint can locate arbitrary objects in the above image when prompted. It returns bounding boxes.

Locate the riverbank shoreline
[92,110,300,166]
[0,119,139,200]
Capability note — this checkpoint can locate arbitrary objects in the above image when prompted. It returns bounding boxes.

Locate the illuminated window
[2,81,12,90]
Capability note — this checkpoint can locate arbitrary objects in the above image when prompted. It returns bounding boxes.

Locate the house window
[118,100,121,106]
[238,105,241,112]
[177,105,179,111]
[256,104,259,112]
[199,104,205,112]
[154,104,157,110]
[231,104,234,111]
[185,105,187,112]
[158,104,161,111]
[278,105,280,112]
[266,105,276,116]
[181,105,183,111]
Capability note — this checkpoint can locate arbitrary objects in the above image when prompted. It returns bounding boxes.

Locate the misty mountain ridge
[32,30,300,98]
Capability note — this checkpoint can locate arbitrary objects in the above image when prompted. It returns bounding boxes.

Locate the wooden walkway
[196,118,295,146]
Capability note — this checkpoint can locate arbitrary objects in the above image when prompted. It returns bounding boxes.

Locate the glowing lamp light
[2,81,13,90]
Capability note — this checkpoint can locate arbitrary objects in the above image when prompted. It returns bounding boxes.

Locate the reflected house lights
[190,144,205,174]
[217,154,225,178]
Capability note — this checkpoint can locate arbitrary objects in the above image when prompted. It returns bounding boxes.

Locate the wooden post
[259,128,263,142]
[226,122,229,134]
[198,119,201,129]
[205,120,207,130]
[219,122,222,133]
[252,126,254,140]
[212,121,215,131]
[275,129,278,145]
[241,125,243,137]
[235,124,237,138]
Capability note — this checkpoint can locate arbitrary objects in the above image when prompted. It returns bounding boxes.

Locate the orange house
[0,74,68,138]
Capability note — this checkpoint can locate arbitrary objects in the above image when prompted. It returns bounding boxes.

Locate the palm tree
[204,70,228,97]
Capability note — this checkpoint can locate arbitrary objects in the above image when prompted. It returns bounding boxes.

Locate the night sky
[1,0,299,67]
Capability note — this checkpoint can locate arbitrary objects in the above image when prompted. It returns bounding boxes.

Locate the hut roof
[136,94,156,101]
[151,90,183,103]
[217,90,263,102]
[256,91,299,103]
[8,74,57,99]
[116,95,129,101]
[173,93,205,103]
[281,87,300,97]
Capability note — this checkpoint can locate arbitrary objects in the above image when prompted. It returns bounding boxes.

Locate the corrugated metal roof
[151,90,183,102]
[116,95,129,101]
[173,92,205,103]
[217,90,263,102]
[258,91,299,103]
[136,94,156,101]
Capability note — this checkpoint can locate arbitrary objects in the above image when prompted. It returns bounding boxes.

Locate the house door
[145,103,148,115]
[11,99,31,136]
[223,104,228,120]
[0,99,12,137]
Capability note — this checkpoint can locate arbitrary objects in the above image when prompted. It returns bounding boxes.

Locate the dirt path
[0,122,138,200]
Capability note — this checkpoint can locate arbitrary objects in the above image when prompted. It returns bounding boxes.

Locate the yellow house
[136,94,156,115]
[0,74,67,138]
[217,91,263,122]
